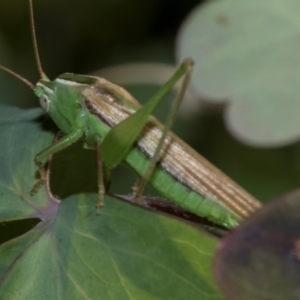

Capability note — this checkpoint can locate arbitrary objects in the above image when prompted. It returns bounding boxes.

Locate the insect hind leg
[132,59,194,202]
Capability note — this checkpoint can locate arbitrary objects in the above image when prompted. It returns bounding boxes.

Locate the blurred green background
[0,0,299,210]
[0,0,201,106]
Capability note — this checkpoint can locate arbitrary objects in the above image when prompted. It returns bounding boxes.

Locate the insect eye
[39,95,50,112]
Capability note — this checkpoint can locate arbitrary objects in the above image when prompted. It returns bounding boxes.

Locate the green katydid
[0,0,262,229]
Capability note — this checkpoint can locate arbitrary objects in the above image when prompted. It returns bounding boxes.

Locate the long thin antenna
[29,0,47,79]
[0,65,34,89]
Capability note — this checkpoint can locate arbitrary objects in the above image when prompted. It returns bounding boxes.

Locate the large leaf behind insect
[0,104,224,299]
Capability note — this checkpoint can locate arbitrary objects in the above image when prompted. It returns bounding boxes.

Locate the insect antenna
[29,0,48,80]
[0,64,34,89]
[0,0,47,88]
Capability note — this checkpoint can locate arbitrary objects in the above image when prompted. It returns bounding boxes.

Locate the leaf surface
[0,105,223,299]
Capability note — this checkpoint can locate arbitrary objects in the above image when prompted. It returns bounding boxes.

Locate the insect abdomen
[125,145,241,229]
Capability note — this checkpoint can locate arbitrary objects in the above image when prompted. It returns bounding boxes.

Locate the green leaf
[0,105,223,299]
[177,0,300,147]
[0,105,53,222]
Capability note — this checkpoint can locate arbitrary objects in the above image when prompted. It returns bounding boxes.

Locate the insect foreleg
[96,137,106,211]
[31,127,84,195]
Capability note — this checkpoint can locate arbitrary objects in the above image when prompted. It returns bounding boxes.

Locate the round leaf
[177,0,300,147]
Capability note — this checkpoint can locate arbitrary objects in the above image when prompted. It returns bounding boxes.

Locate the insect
[0,0,262,229]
